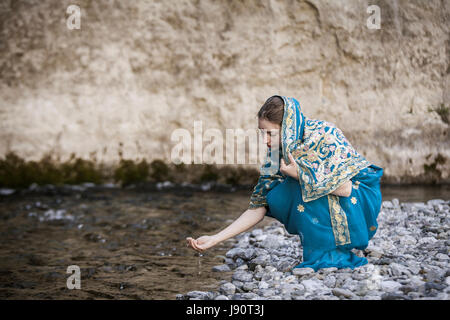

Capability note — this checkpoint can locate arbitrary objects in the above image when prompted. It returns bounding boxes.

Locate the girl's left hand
[280,153,298,180]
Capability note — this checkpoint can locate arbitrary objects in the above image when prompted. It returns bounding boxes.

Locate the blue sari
[249,96,383,271]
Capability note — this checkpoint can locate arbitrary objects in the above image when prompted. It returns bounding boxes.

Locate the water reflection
[381,184,450,202]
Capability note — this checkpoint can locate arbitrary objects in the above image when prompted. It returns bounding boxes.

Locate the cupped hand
[186,235,218,253]
[280,152,298,180]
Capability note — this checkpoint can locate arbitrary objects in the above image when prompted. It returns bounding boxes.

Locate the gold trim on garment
[327,194,351,246]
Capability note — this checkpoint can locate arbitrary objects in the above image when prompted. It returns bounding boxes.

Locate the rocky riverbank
[177,199,450,300]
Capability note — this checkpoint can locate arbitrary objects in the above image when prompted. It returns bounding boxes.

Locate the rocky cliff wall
[0,0,449,183]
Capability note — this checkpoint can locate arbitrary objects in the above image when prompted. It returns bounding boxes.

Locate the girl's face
[258,118,281,149]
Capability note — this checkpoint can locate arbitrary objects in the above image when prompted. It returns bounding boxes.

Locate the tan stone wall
[0,0,448,182]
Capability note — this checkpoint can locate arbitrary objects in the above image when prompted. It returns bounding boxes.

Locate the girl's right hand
[186,235,218,253]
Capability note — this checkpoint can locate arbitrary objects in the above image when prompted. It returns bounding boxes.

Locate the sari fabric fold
[249,95,384,271]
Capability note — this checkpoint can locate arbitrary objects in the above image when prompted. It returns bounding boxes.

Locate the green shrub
[113,159,149,187]
[150,159,170,182]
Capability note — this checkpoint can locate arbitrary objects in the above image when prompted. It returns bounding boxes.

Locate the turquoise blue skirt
[266,164,383,271]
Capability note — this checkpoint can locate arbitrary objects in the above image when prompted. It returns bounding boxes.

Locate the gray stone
[212,264,231,272]
[293,267,314,276]
[275,257,296,272]
[248,255,271,270]
[381,293,412,300]
[232,270,254,282]
[220,282,236,295]
[241,292,260,300]
[258,289,277,297]
[251,229,263,237]
[323,275,337,288]
[392,198,400,207]
[242,281,258,292]
[258,281,269,290]
[236,264,248,271]
[320,267,338,274]
[226,247,245,259]
[332,288,355,298]
[427,199,446,207]
[260,234,284,250]
[352,272,371,280]
[435,253,449,261]
[390,263,412,277]
[264,265,277,273]
[239,248,257,261]
[341,278,359,291]
[279,283,301,295]
[399,285,416,294]
[382,201,393,209]
[214,295,229,300]
[301,278,329,294]
[380,281,402,292]
[445,276,450,286]
[235,257,245,267]
[186,291,214,300]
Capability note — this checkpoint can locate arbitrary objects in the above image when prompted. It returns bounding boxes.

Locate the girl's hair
[257,96,284,125]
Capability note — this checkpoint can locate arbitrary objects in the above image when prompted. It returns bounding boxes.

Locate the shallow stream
[0,183,448,299]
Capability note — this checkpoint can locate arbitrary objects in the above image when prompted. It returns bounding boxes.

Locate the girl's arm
[330,180,352,197]
[186,206,267,252]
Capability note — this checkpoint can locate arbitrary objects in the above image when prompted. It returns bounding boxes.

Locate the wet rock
[0,188,15,195]
[212,264,231,272]
[186,291,214,300]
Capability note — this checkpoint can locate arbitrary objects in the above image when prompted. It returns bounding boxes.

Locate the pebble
[381,293,412,300]
[178,198,450,300]
[380,281,402,293]
[293,267,314,276]
[332,288,355,298]
[219,282,236,295]
[212,264,231,272]
[232,271,253,283]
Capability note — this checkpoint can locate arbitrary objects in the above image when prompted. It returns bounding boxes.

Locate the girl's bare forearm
[331,180,352,197]
[213,207,266,244]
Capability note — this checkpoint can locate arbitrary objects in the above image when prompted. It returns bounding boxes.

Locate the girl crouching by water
[187,95,383,271]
